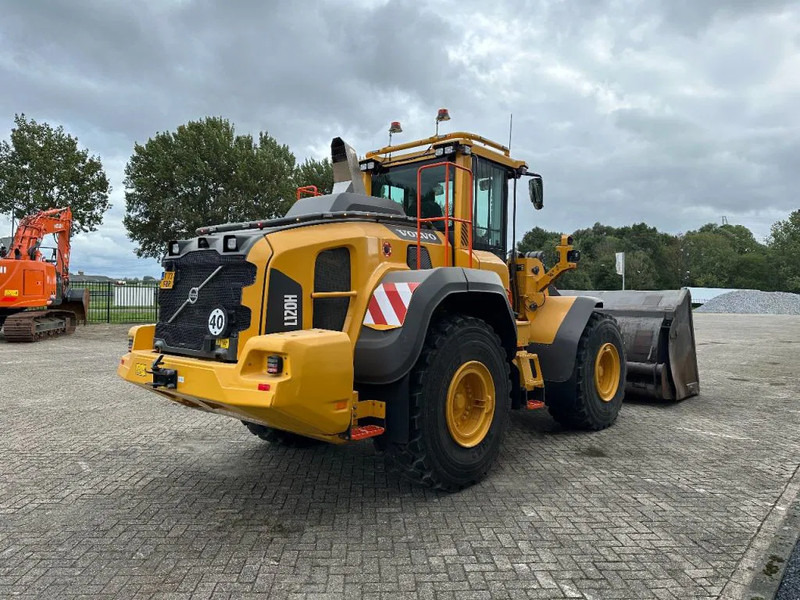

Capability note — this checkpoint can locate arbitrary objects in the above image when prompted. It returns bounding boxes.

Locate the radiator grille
[313,248,350,330]
[156,250,256,353]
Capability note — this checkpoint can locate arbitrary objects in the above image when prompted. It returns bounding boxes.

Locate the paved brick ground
[1,314,798,599]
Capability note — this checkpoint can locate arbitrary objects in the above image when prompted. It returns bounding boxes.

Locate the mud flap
[561,289,699,400]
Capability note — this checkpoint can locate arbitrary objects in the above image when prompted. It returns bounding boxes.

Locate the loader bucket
[61,287,90,325]
[559,289,699,401]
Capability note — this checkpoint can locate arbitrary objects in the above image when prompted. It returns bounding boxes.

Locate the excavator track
[2,310,77,343]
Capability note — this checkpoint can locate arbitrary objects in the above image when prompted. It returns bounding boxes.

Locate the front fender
[527,295,601,383]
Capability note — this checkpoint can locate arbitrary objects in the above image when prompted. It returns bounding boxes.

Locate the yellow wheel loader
[118,131,699,491]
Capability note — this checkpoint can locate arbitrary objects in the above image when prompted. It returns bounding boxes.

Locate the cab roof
[365,131,528,171]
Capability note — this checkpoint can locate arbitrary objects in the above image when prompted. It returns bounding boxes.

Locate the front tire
[382,314,511,491]
[545,312,626,430]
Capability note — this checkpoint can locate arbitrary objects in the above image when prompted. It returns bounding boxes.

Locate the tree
[0,114,111,233]
[295,158,333,196]
[123,117,297,259]
[515,216,798,292]
[682,231,735,287]
[769,210,800,292]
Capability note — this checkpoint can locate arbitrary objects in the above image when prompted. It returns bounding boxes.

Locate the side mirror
[528,175,544,210]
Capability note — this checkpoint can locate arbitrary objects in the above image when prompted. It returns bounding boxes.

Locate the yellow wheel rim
[445,361,495,448]
[594,342,621,402]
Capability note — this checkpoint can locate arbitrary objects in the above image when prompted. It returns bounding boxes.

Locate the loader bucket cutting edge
[61,287,90,325]
[560,289,699,401]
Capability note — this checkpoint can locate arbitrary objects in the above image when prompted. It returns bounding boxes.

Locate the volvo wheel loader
[118,130,698,490]
[0,207,89,342]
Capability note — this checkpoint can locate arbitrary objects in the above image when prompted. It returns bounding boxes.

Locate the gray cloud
[1,0,798,277]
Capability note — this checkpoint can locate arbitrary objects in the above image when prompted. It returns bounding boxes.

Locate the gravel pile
[696,290,800,314]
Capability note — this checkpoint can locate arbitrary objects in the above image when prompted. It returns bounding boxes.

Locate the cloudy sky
[1,0,798,277]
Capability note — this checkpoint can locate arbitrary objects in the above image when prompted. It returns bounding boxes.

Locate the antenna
[508,113,513,151]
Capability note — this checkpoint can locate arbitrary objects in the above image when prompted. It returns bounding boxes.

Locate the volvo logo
[166,265,224,324]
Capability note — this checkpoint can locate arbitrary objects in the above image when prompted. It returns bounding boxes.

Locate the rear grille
[156,250,256,354]
[407,245,432,269]
[313,248,350,330]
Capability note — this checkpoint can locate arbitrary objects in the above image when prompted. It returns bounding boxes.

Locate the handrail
[415,161,474,269]
[295,185,320,200]
[368,131,510,158]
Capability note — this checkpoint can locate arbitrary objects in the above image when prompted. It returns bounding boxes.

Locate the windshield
[371,159,455,219]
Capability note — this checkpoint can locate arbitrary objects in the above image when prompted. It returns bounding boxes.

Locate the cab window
[472,156,507,256]
[371,158,455,220]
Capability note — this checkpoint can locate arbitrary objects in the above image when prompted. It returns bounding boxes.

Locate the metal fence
[71,281,159,324]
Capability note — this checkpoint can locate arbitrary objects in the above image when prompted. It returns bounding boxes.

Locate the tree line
[518,217,800,293]
[1,114,798,292]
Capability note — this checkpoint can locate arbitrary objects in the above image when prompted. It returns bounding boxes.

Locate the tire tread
[546,312,624,431]
[382,314,510,491]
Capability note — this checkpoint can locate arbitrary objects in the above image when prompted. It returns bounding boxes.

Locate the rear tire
[546,312,626,430]
[243,422,321,448]
[381,314,511,491]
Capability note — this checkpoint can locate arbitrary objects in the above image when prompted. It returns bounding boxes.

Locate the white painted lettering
[283,294,298,326]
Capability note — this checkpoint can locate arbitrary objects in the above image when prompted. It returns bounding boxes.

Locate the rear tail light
[267,355,283,375]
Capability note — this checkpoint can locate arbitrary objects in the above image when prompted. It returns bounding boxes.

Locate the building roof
[70,273,114,283]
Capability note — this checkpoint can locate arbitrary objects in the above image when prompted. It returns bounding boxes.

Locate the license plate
[135,363,147,377]
[4,289,19,297]
[217,338,230,349]
[160,271,175,289]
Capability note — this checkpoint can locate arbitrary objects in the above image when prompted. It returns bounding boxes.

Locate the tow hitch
[147,355,178,389]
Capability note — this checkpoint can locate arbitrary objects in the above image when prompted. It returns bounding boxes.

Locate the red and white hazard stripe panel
[364,282,420,327]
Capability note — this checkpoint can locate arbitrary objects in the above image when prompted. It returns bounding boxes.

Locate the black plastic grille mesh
[313,248,350,330]
[406,245,432,269]
[156,251,256,352]
[313,248,351,292]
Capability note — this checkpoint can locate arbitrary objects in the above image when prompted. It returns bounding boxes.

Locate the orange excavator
[0,207,89,342]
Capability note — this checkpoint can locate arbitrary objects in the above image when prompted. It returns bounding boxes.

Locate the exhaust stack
[331,137,366,195]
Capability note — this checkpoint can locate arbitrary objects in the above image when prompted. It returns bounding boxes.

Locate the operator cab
[361,133,531,260]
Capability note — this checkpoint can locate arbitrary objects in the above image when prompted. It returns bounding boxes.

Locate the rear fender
[353,267,516,385]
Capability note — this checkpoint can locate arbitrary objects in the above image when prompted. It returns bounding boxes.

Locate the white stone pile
[695,290,800,314]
